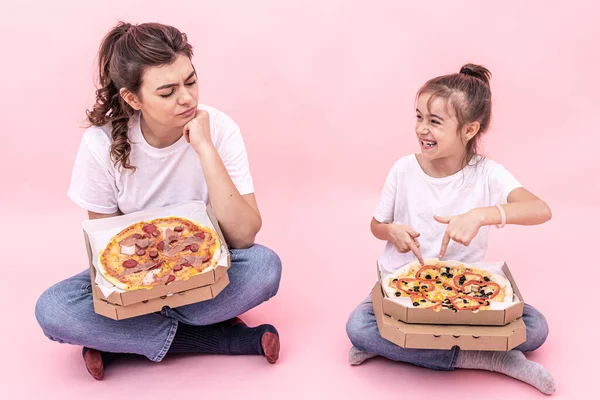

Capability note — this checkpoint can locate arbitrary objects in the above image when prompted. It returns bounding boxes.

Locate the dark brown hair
[86,22,194,171]
[417,63,492,166]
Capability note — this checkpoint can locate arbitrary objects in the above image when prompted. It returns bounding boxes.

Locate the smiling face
[121,53,199,130]
[415,92,466,162]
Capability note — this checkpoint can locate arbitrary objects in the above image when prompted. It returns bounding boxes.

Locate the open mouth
[421,139,437,149]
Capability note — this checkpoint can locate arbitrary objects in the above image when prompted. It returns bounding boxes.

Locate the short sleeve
[488,162,522,205]
[67,129,119,214]
[214,112,254,195]
[373,162,399,223]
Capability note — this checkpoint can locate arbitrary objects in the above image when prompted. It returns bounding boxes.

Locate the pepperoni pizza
[99,217,221,290]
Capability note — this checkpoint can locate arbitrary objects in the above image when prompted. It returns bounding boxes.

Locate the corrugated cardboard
[373,282,527,351]
[380,262,524,326]
[83,202,231,319]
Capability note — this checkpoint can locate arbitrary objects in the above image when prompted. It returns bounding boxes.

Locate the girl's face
[415,92,470,163]
[124,54,199,130]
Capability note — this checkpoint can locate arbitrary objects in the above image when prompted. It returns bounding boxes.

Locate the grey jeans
[35,244,282,362]
[346,295,549,370]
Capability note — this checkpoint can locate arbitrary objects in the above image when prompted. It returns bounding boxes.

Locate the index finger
[408,239,424,265]
[439,231,451,258]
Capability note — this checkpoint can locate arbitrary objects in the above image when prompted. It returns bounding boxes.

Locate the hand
[388,224,424,265]
[434,210,483,258]
[183,109,212,152]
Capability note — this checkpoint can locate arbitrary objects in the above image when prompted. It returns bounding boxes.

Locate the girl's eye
[185,80,196,86]
[160,90,174,98]
[431,119,441,125]
[416,115,422,120]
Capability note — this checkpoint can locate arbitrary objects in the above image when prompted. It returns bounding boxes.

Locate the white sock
[348,346,377,366]
[455,349,555,395]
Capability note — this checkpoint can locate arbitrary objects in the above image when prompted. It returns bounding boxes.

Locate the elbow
[540,201,552,223]
[227,224,261,250]
[544,204,552,222]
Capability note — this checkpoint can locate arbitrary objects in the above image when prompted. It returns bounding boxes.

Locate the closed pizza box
[82,201,231,311]
[373,282,527,351]
[91,271,230,320]
[379,261,524,326]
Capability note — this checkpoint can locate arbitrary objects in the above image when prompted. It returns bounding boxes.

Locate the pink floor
[2,1,597,398]
[3,191,594,399]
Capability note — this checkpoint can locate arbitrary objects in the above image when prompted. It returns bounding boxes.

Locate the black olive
[484,276,490,282]
[485,301,490,306]
[420,299,426,303]
[413,302,420,306]
[436,281,442,284]
[402,281,407,284]
[421,285,427,289]
[395,292,401,297]
[425,274,432,279]
[448,273,454,278]
[459,276,466,284]
[463,299,468,304]
[393,278,398,282]
[413,286,419,291]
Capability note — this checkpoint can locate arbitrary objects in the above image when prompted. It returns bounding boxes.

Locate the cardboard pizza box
[82,201,231,314]
[92,273,230,320]
[373,282,527,351]
[378,261,524,326]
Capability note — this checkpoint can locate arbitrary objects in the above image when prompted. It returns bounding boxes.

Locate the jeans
[346,295,549,370]
[35,244,282,362]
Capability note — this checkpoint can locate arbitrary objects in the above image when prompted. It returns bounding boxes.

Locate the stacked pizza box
[82,202,230,320]
[372,260,526,351]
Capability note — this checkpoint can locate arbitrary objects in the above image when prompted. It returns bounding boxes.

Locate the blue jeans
[35,244,281,362]
[346,295,549,370]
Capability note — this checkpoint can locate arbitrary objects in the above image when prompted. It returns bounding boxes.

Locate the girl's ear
[120,88,142,110]
[463,121,481,141]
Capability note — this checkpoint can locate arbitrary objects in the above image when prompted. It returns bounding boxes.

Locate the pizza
[382,258,513,312]
[98,216,221,291]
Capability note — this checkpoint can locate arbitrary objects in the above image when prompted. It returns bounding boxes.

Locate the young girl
[35,22,282,380]
[345,64,555,395]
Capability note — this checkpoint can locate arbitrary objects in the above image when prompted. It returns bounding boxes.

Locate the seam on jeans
[447,345,460,370]
[152,318,178,362]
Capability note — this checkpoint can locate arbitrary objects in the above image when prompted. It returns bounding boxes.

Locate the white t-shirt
[374,154,522,276]
[68,104,254,215]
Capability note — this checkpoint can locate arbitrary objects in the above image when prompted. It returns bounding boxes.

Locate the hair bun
[459,63,491,86]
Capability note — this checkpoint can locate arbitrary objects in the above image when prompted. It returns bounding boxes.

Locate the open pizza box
[83,201,230,320]
[378,261,525,326]
[373,281,527,351]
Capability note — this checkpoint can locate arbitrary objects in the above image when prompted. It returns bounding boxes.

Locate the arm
[88,210,122,220]
[195,142,262,249]
[436,187,552,257]
[472,187,552,226]
[183,111,262,249]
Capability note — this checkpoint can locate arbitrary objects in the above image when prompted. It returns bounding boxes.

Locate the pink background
[1,0,597,398]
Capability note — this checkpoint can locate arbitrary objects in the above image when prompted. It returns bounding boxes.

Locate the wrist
[193,138,215,154]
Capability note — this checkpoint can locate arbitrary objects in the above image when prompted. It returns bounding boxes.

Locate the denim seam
[447,345,460,370]
[153,318,178,362]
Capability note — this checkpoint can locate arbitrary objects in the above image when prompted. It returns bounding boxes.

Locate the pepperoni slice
[174,226,184,232]
[136,249,146,256]
[143,224,157,234]
[132,233,143,239]
[122,259,138,269]
[166,275,175,284]
[190,244,199,252]
[173,265,183,272]
[194,232,205,240]
[152,230,160,237]
[149,250,159,258]
[202,255,211,263]
[157,241,165,251]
